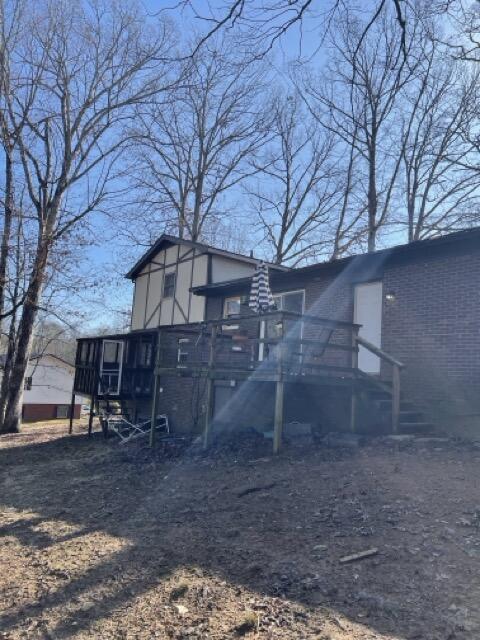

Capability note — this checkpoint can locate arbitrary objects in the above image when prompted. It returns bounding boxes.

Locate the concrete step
[377,399,416,412]
[399,410,424,423]
[398,422,435,434]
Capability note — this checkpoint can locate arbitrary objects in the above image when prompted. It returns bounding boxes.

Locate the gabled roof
[126,234,289,280]
[192,226,480,297]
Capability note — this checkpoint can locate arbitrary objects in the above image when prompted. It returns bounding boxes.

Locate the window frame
[223,295,249,319]
[177,338,189,368]
[258,289,305,361]
[163,272,176,298]
[56,405,70,419]
[98,339,124,396]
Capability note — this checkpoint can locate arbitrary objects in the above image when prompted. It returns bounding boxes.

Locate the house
[73,227,480,447]
[0,353,83,421]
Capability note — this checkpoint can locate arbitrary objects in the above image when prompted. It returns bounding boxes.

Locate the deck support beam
[350,383,357,433]
[150,329,162,447]
[350,327,359,432]
[88,394,95,436]
[273,380,285,454]
[68,389,75,434]
[149,373,160,447]
[203,324,217,450]
[392,364,401,434]
[203,377,214,450]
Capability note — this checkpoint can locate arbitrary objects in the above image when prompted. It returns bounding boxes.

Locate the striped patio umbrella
[249,261,275,313]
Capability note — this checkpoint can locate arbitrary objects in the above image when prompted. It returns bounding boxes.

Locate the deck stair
[359,378,435,435]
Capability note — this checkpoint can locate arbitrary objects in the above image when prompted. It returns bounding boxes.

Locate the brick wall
[158,239,480,436]
[22,404,81,422]
[382,245,480,432]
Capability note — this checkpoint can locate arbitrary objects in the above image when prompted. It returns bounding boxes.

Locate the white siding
[211,256,255,283]
[24,356,81,405]
[166,245,179,265]
[129,242,262,328]
[145,269,163,328]
[160,296,174,325]
[173,260,192,324]
[131,272,149,330]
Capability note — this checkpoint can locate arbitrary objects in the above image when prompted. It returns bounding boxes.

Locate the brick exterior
[382,245,480,432]
[22,403,81,422]
[202,236,480,435]
[89,230,480,438]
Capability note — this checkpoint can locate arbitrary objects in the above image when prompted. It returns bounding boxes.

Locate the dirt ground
[1,424,480,639]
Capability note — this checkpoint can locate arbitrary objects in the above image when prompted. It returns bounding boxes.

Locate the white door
[354,281,383,374]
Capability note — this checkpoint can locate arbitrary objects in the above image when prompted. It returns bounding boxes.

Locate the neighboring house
[74,228,480,445]
[1,353,83,422]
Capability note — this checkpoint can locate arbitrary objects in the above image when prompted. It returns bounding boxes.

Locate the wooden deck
[73,310,405,452]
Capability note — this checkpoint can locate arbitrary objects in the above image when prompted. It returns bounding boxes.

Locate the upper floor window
[274,290,304,314]
[223,295,249,318]
[163,272,176,298]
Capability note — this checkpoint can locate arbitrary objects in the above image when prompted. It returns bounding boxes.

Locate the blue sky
[56,1,409,332]
[81,1,336,330]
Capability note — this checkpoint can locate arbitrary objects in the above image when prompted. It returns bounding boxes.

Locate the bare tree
[301,4,423,251]
[399,51,480,241]
[128,34,270,246]
[176,0,414,61]
[0,0,28,326]
[0,0,173,433]
[246,93,361,265]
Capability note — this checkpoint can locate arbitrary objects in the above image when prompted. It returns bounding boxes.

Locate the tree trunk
[0,310,17,424]
[367,144,377,253]
[0,145,14,325]
[1,241,48,433]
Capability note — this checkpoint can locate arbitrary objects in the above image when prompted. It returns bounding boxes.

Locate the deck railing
[354,335,405,433]
[157,310,361,381]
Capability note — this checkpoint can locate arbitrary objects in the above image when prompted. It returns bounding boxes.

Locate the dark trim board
[192,226,480,298]
[126,234,289,279]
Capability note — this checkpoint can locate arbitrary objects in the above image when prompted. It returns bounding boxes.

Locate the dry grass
[1,423,480,638]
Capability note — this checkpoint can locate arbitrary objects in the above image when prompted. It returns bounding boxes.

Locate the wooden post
[149,374,160,447]
[273,315,285,454]
[203,324,217,450]
[89,339,101,437]
[88,394,95,436]
[273,379,284,454]
[392,364,401,434]
[68,389,75,434]
[350,327,359,432]
[150,329,162,448]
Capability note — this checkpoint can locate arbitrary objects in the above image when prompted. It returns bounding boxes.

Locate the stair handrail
[355,335,405,369]
[354,334,405,434]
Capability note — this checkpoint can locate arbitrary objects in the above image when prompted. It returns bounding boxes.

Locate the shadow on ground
[1,425,480,639]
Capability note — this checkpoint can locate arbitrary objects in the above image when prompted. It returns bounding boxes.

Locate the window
[24,376,33,391]
[138,342,152,367]
[133,371,151,394]
[99,340,124,395]
[223,295,249,318]
[274,290,304,314]
[56,405,70,419]
[103,341,121,365]
[259,290,305,362]
[224,297,240,317]
[163,272,176,298]
[79,342,88,364]
[177,338,189,367]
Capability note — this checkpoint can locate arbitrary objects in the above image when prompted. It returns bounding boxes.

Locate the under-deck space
[152,310,405,451]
